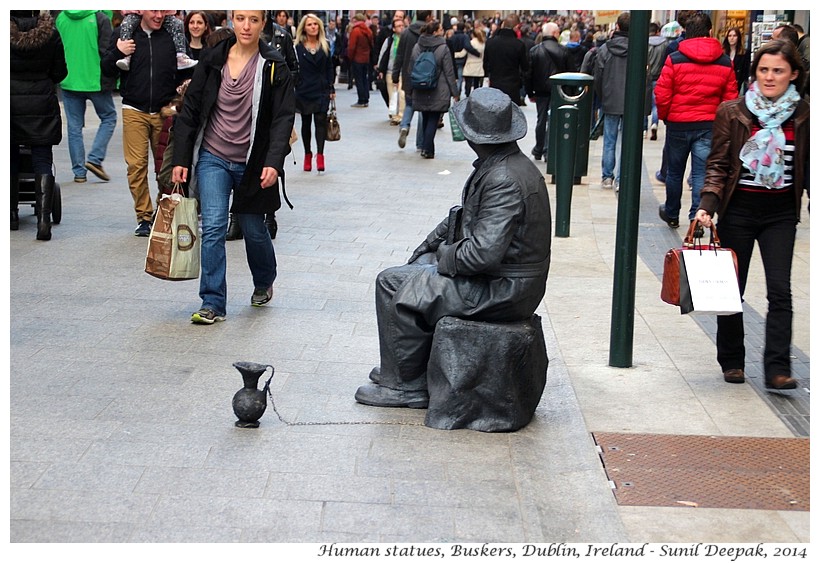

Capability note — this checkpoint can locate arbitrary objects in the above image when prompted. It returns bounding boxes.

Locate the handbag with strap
[662,220,705,305]
[145,183,200,281]
[661,220,740,314]
[326,99,341,142]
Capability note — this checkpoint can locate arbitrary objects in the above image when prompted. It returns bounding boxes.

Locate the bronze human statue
[355,87,552,409]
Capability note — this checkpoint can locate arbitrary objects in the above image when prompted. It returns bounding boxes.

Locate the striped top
[737,118,795,194]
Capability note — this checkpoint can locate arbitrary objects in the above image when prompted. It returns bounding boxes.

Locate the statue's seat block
[424,314,548,432]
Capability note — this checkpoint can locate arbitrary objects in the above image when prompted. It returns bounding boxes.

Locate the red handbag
[661,220,738,306]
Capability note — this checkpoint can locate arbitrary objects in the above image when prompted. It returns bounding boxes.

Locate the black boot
[11,173,19,231]
[265,214,277,239]
[34,174,54,241]
[226,213,243,240]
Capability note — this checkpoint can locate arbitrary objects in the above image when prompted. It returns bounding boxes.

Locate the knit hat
[661,21,681,39]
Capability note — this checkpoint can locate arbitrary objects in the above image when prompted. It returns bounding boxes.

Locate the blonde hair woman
[294,13,336,172]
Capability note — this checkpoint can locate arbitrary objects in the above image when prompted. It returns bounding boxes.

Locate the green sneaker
[251,285,273,307]
[191,308,225,324]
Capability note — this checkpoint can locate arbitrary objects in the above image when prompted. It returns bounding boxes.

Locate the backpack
[411,46,440,90]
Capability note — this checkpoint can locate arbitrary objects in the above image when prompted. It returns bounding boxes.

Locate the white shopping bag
[679,248,742,315]
[388,90,399,114]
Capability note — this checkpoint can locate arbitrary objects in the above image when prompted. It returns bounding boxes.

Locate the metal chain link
[265,386,425,427]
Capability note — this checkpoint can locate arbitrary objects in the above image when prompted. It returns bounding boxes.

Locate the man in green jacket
[55,9,117,183]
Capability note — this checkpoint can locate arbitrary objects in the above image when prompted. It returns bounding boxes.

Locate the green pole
[609,10,649,368]
[553,105,579,238]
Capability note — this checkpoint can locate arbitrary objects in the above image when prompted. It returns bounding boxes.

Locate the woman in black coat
[293,13,336,172]
[10,10,67,240]
[723,27,751,95]
[171,10,295,324]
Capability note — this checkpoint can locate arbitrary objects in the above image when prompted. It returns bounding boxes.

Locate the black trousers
[420,111,442,154]
[300,112,327,155]
[374,254,538,392]
[715,190,797,380]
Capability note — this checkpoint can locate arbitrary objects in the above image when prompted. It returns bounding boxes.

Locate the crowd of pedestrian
[10,6,810,390]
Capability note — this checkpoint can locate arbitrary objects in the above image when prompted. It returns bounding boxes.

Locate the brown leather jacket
[700,97,810,221]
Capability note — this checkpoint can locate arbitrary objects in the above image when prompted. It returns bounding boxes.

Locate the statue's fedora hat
[451,88,527,144]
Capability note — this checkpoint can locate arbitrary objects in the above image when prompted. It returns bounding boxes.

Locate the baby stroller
[15,145,62,225]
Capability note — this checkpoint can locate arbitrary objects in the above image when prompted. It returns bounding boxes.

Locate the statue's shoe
[368,366,381,383]
[354,382,429,409]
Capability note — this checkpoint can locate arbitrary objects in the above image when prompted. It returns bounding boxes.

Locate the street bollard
[548,73,594,182]
[554,105,578,238]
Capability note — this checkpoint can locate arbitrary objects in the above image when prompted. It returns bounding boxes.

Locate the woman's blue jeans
[196,149,276,316]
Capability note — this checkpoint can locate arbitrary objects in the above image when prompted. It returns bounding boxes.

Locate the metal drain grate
[592,432,809,511]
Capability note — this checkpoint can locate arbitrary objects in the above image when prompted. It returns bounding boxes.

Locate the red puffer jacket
[655,37,738,128]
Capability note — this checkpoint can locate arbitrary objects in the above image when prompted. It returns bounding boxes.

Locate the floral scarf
[740,81,801,189]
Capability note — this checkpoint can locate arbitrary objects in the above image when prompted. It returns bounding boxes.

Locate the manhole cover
[592,432,809,511]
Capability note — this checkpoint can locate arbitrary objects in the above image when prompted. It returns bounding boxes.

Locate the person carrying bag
[408,20,459,160]
[693,40,809,390]
[170,10,296,325]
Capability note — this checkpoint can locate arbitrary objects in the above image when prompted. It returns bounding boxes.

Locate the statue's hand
[407,241,431,264]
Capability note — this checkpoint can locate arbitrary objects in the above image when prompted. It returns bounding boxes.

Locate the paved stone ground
[7,80,810,557]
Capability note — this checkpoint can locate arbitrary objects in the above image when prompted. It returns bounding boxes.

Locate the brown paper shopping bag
[145,185,200,281]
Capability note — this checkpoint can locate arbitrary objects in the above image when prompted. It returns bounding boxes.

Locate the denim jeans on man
[642,80,659,131]
[196,149,277,317]
[601,113,623,182]
[62,90,117,179]
[662,128,711,221]
[532,97,551,158]
[454,59,465,96]
[352,61,370,105]
[715,192,797,379]
[399,96,424,149]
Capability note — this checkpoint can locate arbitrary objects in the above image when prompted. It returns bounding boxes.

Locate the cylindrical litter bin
[547,72,594,180]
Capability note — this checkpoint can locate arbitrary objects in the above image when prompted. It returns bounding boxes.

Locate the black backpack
[411,46,440,90]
